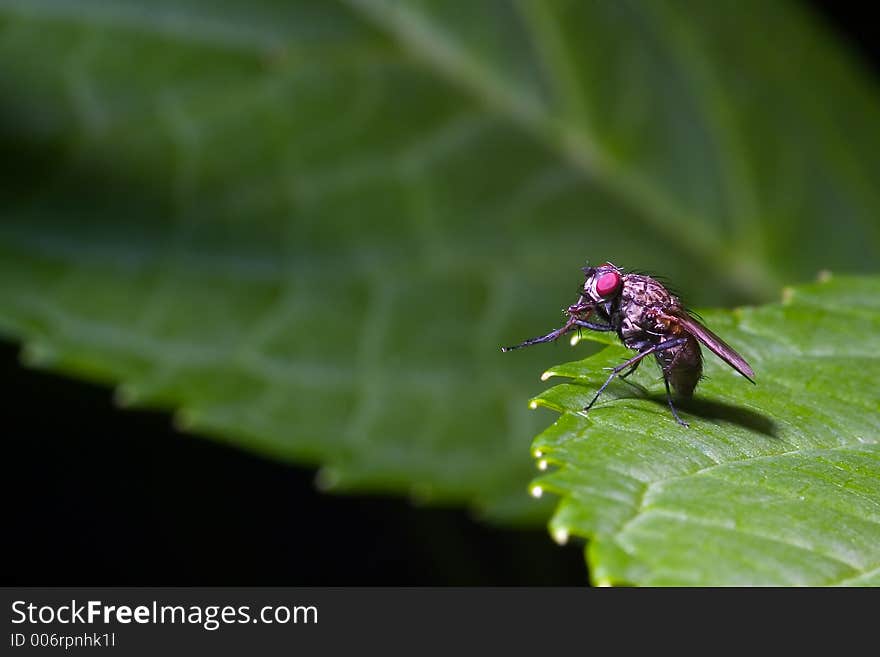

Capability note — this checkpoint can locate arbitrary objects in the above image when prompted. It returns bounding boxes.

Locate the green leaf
[1,1,880,524]
[531,275,880,585]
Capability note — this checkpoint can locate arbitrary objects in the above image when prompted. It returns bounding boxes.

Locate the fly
[502,262,755,427]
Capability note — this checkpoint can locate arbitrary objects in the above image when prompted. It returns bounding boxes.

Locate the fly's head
[501,261,626,352]
[570,262,623,316]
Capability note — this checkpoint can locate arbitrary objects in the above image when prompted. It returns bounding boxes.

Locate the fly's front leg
[572,319,614,332]
[501,316,579,351]
[582,337,688,415]
[502,308,607,352]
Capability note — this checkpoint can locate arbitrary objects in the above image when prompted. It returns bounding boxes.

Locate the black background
[1,340,584,585]
[3,1,876,586]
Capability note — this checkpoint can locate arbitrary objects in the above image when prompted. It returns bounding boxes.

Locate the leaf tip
[529,484,543,499]
[551,526,569,545]
[528,400,539,410]
[537,459,548,471]
[540,370,554,381]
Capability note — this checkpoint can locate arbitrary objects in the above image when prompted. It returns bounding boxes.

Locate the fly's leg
[583,337,688,415]
[572,319,614,332]
[614,358,644,393]
[572,319,612,346]
[619,359,642,380]
[663,375,689,427]
[502,314,610,351]
[501,316,578,351]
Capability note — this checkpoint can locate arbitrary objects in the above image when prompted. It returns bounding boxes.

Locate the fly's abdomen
[657,335,703,398]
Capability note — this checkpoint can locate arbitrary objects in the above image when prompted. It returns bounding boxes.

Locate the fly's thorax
[616,306,657,349]
[614,275,679,349]
[620,274,676,308]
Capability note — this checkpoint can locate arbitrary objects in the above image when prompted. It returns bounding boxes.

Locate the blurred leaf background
[2,1,879,582]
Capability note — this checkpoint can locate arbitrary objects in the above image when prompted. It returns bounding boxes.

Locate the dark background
[3,1,876,586]
[1,340,584,585]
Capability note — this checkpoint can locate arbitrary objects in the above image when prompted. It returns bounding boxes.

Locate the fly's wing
[664,309,755,383]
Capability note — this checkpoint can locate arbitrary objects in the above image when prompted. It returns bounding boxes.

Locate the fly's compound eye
[595,271,621,297]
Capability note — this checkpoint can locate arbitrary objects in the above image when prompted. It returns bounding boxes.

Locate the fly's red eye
[595,271,621,296]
